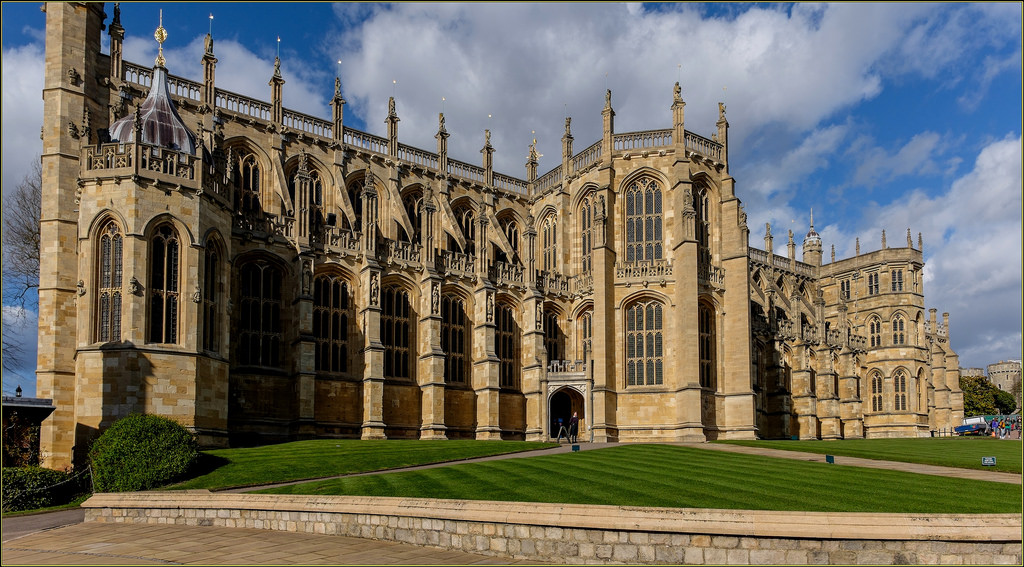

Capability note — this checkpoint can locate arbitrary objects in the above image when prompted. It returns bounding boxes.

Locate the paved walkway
[3,440,1019,565]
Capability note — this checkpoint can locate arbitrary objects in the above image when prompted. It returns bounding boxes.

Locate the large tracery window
[441,294,469,384]
[543,308,563,362]
[382,285,413,380]
[541,213,557,272]
[579,310,593,362]
[694,186,711,266]
[314,275,351,374]
[870,372,883,412]
[892,314,906,345]
[237,262,282,368]
[893,369,907,411]
[148,224,180,344]
[624,178,663,263]
[401,190,423,243]
[626,300,663,386]
[699,303,716,389]
[869,316,882,348]
[234,150,261,214]
[202,241,220,352]
[97,221,123,343]
[452,204,475,255]
[496,302,520,390]
[580,197,593,274]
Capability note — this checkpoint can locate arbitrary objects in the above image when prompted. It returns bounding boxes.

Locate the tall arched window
[496,302,520,390]
[496,216,519,264]
[288,168,325,238]
[891,269,903,292]
[382,285,413,380]
[401,190,423,243]
[541,213,557,272]
[870,372,883,412]
[202,240,220,352]
[579,310,593,362]
[345,179,363,231]
[892,314,905,345]
[441,294,469,384]
[580,197,593,274]
[624,177,663,263]
[97,221,123,343]
[237,262,282,368]
[626,300,663,386]
[893,370,907,411]
[453,203,475,255]
[699,303,716,389]
[543,308,562,362]
[148,224,180,344]
[869,316,882,348]
[314,274,351,374]
[234,150,261,214]
[694,186,710,266]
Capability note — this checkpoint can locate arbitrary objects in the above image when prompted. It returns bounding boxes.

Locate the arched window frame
[235,150,261,214]
[892,314,906,345]
[625,299,664,386]
[870,372,883,412]
[580,197,593,274]
[313,274,352,375]
[891,269,903,292]
[96,220,123,343]
[401,190,423,243]
[237,261,283,368]
[543,307,563,363]
[624,177,663,263]
[382,285,414,381]
[441,293,470,385]
[496,301,520,390]
[869,316,882,348]
[541,213,557,272]
[148,223,181,344]
[893,369,907,411]
[699,302,716,390]
[578,310,593,362]
[452,203,476,255]
[201,238,221,353]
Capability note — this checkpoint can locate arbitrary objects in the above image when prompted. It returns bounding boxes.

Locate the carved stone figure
[673,81,681,100]
[431,283,440,315]
[486,292,494,323]
[369,273,379,305]
[192,287,202,303]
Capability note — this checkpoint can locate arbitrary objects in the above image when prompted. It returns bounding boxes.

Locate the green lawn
[256,444,1022,514]
[169,439,557,491]
[717,437,1023,473]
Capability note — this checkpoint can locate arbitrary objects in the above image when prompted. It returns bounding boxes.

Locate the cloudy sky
[2,3,1021,397]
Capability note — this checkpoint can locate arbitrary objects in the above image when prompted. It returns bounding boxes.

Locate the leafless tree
[2,159,42,372]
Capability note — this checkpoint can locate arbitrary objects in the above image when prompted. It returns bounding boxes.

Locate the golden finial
[154,9,167,67]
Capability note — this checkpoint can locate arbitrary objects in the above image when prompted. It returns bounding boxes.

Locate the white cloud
[850,131,944,187]
[1,42,44,196]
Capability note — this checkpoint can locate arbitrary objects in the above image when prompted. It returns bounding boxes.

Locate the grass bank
[170,439,557,491]
[717,437,1022,473]
[257,444,1021,514]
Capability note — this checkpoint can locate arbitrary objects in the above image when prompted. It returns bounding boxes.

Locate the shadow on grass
[183,453,231,482]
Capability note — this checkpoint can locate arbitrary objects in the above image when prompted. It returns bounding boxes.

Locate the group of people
[554,412,580,444]
[989,417,1020,439]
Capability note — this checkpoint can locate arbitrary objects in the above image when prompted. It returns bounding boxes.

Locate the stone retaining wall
[83,492,1023,565]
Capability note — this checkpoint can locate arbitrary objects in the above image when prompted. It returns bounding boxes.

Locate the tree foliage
[960,375,1016,417]
[89,414,199,492]
[2,159,42,374]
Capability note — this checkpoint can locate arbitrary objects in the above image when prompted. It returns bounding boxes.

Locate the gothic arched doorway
[548,387,585,440]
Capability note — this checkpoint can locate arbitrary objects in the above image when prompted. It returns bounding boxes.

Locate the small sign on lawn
[982,456,997,467]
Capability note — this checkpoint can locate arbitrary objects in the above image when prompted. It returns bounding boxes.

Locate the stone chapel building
[37,3,963,468]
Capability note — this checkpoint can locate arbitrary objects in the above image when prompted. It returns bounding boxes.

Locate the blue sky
[2,2,1021,396]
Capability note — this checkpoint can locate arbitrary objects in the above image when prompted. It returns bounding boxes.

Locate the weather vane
[154,9,167,67]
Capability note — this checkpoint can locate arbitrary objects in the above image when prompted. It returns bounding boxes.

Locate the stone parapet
[83,493,1022,565]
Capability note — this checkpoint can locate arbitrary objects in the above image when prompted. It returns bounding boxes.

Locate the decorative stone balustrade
[572,140,602,173]
[216,89,272,121]
[698,261,726,288]
[614,129,673,151]
[850,334,868,351]
[748,248,814,278]
[777,319,797,341]
[438,250,475,278]
[535,167,562,194]
[492,172,529,195]
[283,109,333,139]
[83,143,135,173]
[825,328,843,347]
[139,146,197,181]
[571,272,594,296]
[322,227,361,255]
[343,127,388,155]
[490,261,525,288]
[802,324,820,344]
[547,359,587,374]
[397,144,439,170]
[447,159,486,185]
[379,239,421,267]
[683,131,723,161]
[615,260,672,282]
[537,270,571,296]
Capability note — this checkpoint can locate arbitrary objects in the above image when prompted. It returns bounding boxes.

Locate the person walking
[555,417,568,443]
[568,412,579,444]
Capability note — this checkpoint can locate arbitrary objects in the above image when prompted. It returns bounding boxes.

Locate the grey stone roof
[109,65,196,154]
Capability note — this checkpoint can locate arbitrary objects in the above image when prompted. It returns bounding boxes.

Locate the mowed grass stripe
[718,437,1023,473]
[258,445,1021,513]
[170,440,557,490]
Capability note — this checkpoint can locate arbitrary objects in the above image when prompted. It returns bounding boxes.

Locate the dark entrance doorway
[549,388,584,439]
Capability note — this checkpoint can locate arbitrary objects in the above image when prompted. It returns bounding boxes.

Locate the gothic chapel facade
[38,4,963,468]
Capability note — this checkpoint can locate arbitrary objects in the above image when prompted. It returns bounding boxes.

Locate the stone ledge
[83,492,1022,542]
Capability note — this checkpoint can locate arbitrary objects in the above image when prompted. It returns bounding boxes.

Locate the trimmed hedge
[89,414,199,492]
[1,466,90,513]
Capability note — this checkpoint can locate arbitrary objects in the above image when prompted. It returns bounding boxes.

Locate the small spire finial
[855,237,860,255]
[809,208,815,230]
[154,9,167,67]
[831,244,835,263]
[881,229,887,249]
[907,228,912,248]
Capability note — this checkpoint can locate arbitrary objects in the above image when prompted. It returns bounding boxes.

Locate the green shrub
[89,414,199,492]
[1,466,90,512]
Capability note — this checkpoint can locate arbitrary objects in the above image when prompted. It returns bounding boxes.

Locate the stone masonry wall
[83,493,1022,565]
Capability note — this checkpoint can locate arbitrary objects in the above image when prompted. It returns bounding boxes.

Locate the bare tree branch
[2,159,41,309]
